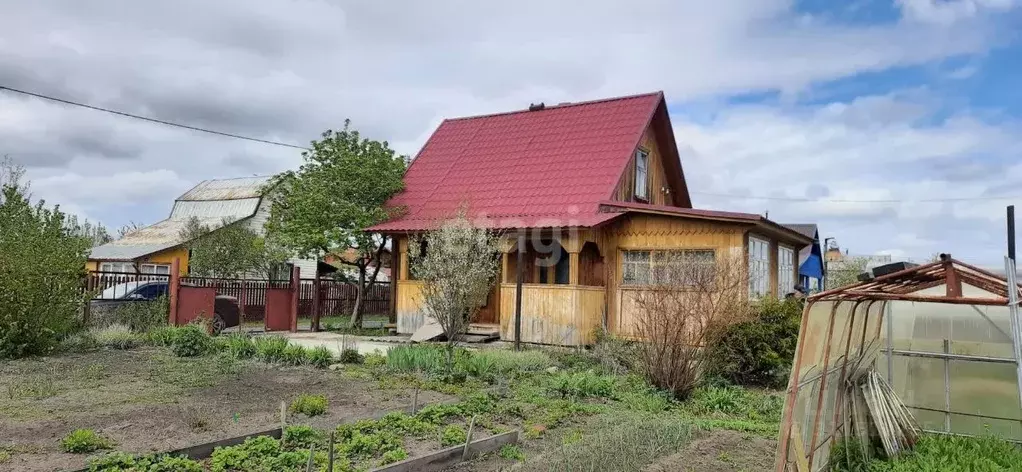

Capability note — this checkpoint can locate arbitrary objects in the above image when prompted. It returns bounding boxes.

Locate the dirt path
[0,349,448,472]
[643,429,777,472]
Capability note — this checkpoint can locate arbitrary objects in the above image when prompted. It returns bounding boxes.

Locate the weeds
[499,444,526,461]
[339,348,364,364]
[308,346,335,368]
[547,371,616,399]
[831,434,1022,472]
[439,424,467,446]
[290,393,328,417]
[171,325,210,357]
[91,324,142,350]
[218,333,256,359]
[281,425,326,450]
[253,336,290,363]
[379,447,408,465]
[281,344,309,366]
[87,452,202,471]
[61,428,113,453]
[6,372,58,400]
[145,326,178,347]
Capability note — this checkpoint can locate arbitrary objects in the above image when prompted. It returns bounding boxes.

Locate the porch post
[569,252,580,285]
[515,233,524,351]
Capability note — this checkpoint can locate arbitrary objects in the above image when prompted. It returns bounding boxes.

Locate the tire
[212,314,227,335]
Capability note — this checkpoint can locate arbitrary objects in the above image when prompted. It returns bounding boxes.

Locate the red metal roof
[370,92,669,232]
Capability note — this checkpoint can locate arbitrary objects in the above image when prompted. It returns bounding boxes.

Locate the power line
[0,85,310,150]
[691,191,1021,204]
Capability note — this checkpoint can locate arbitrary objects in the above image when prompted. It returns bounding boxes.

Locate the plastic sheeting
[776,283,1021,472]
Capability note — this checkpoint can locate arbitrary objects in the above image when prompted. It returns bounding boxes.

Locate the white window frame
[634,149,649,200]
[99,262,135,273]
[622,249,715,286]
[140,263,171,275]
[777,245,795,297]
[748,235,770,298]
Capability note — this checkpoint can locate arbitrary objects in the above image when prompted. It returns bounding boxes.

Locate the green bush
[379,448,408,465]
[171,325,211,357]
[218,333,256,359]
[498,444,526,461]
[439,424,467,446]
[209,436,311,472]
[91,324,142,350]
[547,371,616,398]
[339,347,364,364]
[104,296,169,333]
[281,425,325,450]
[61,428,113,453]
[290,393,328,417]
[0,162,91,359]
[281,344,309,366]
[307,346,335,368]
[146,326,179,347]
[253,336,290,363]
[87,452,202,471]
[711,296,802,388]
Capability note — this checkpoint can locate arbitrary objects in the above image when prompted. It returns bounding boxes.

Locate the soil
[0,348,449,472]
[643,429,777,472]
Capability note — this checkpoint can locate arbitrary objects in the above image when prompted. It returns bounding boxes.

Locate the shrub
[547,371,616,399]
[499,444,526,461]
[104,296,169,333]
[339,347,364,364]
[60,331,100,353]
[146,326,179,347]
[379,448,408,465]
[632,253,752,400]
[253,336,290,363]
[711,296,802,388]
[171,325,210,357]
[281,425,325,450]
[290,393,328,417]
[87,452,202,472]
[219,333,256,359]
[439,424,467,446]
[91,324,142,350]
[0,160,91,359]
[281,344,309,366]
[61,429,113,453]
[307,346,335,368]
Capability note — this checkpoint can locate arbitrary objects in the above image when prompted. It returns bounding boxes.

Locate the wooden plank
[370,431,520,472]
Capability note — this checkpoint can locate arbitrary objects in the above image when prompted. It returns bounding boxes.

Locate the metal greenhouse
[775,255,1022,471]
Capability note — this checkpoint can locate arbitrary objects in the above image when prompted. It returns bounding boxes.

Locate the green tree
[179,217,288,279]
[0,157,91,358]
[825,256,870,290]
[66,215,112,247]
[265,120,406,328]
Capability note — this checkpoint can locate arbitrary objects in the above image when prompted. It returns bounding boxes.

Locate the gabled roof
[90,176,270,261]
[782,224,818,240]
[370,91,689,232]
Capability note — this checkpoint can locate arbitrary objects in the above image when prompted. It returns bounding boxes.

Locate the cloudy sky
[1,0,1020,267]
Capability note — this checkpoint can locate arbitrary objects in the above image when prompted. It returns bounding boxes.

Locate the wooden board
[498,284,604,346]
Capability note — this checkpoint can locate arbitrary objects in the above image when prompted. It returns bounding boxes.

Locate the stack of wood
[838,341,922,466]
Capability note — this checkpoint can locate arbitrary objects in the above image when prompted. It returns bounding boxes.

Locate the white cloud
[897,0,1015,25]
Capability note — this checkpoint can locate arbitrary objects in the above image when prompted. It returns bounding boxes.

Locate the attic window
[634,149,649,200]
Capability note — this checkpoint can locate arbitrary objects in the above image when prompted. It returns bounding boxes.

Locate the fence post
[168,258,181,326]
[290,266,300,333]
[240,279,248,334]
[312,276,322,332]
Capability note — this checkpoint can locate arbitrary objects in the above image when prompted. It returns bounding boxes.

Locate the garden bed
[0,348,448,472]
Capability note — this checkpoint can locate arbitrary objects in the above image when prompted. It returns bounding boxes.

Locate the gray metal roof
[90,177,272,261]
[176,176,271,201]
[782,223,818,240]
[89,216,232,260]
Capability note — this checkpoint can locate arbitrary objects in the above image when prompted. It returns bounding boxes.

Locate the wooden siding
[395,280,425,334]
[498,283,604,346]
[599,213,747,337]
[612,126,674,206]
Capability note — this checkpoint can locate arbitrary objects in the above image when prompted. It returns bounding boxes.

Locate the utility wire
[691,191,1021,204]
[0,85,310,150]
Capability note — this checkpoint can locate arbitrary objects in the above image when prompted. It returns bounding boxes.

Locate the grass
[61,428,113,453]
[832,434,1022,472]
[499,444,526,461]
[90,324,143,350]
[290,393,328,417]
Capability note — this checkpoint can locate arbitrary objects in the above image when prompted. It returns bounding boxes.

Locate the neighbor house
[782,223,824,292]
[368,92,812,346]
[87,176,318,278]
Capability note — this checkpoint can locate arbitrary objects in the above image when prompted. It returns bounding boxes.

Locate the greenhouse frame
[775,255,1022,471]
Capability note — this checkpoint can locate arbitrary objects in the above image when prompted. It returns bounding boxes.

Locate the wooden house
[369,92,812,346]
